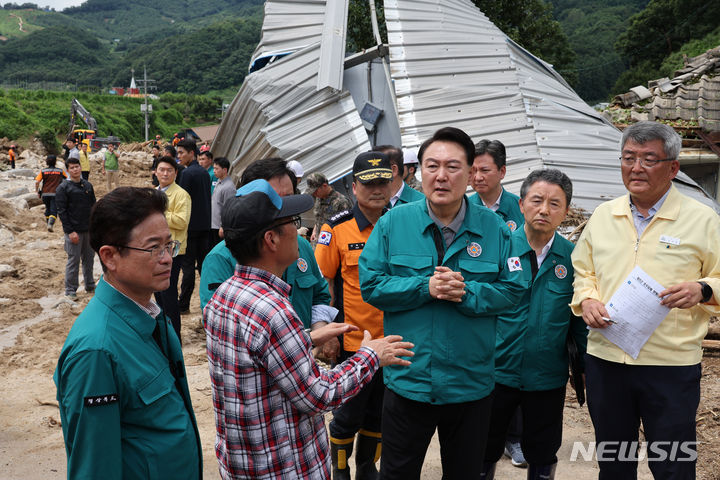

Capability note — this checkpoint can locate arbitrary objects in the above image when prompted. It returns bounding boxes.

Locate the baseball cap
[222,179,313,236]
[287,160,304,179]
[353,151,392,183]
[305,172,328,194]
[403,148,419,165]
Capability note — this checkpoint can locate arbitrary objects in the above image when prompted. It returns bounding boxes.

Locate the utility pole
[139,66,156,142]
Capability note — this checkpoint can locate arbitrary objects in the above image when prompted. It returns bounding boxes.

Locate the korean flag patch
[507,257,523,272]
[318,231,332,246]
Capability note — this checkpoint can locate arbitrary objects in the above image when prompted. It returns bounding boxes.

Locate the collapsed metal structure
[213,0,718,212]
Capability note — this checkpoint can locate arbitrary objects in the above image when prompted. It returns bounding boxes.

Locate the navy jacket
[55,178,96,234]
[178,160,211,232]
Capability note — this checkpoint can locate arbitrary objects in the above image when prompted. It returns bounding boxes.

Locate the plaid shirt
[204,265,380,479]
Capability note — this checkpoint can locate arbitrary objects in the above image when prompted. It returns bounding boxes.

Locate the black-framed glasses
[117,240,181,259]
[619,155,674,168]
[273,216,302,229]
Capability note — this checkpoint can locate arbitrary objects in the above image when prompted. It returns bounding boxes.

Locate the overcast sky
[36,0,85,10]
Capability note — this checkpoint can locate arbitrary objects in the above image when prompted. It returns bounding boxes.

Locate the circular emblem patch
[555,265,568,279]
[467,242,482,258]
[506,220,517,232]
[297,257,308,272]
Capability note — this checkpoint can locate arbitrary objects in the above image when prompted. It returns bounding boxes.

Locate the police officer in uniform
[315,151,393,480]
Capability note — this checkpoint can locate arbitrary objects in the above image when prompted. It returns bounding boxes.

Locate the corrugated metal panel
[251,0,327,64]
[212,41,372,184]
[384,0,628,212]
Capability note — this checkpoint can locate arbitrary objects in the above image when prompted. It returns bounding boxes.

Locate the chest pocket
[542,280,574,325]
[389,254,434,277]
[294,271,317,290]
[137,367,176,406]
[458,259,499,282]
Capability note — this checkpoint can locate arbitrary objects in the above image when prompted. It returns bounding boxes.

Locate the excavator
[68,98,121,152]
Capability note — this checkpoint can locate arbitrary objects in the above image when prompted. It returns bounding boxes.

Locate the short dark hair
[46,155,57,167]
[520,169,573,207]
[199,150,214,160]
[214,157,230,170]
[90,187,167,271]
[66,157,80,166]
[66,137,76,143]
[240,157,297,191]
[176,138,197,155]
[375,145,404,177]
[163,145,177,158]
[475,139,507,169]
[156,155,178,171]
[418,127,475,166]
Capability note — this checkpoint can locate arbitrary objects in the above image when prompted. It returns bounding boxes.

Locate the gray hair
[520,168,573,207]
[621,121,681,160]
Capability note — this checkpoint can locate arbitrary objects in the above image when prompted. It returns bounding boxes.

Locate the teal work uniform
[54,278,201,480]
[207,165,218,194]
[359,198,525,404]
[495,228,588,391]
[469,187,524,232]
[199,237,331,328]
[395,181,425,206]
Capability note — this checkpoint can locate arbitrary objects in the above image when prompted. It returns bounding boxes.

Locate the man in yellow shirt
[154,156,191,340]
[78,141,90,180]
[571,121,720,479]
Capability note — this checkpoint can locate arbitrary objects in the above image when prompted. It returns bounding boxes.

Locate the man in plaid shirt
[204,179,414,479]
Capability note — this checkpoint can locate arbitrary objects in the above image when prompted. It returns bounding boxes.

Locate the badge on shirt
[506,220,517,232]
[555,264,568,279]
[84,394,118,407]
[318,231,332,246]
[467,242,482,257]
[297,257,308,272]
[659,235,680,246]
[507,257,522,271]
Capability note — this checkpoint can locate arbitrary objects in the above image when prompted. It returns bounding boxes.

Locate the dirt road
[0,148,718,479]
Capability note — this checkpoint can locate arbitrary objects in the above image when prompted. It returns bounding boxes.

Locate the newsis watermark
[570,441,698,462]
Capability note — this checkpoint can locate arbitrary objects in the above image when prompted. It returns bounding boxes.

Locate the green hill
[0,88,222,152]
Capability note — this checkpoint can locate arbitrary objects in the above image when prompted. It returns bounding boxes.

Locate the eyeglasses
[619,155,674,168]
[273,216,302,229]
[118,240,181,259]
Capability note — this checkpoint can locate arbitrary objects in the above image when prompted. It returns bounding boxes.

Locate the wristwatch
[698,281,713,303]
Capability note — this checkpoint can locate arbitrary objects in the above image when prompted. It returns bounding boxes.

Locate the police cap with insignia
[222,179,314,237]
[353,151,393,183]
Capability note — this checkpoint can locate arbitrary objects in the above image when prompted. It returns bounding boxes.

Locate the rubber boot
[331,436,354,480]
[47,215,56,232]
[354,429,381,480]
[527,462,557,480]
[480,462,497,480]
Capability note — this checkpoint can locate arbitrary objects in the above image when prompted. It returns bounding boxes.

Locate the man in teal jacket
[54,187,201,479]
[481,169,587,480]
[199,157,334,348]
[469,138,526,466]
[359,127,525,479]
[468,139,523,232]
[375,144,425,208]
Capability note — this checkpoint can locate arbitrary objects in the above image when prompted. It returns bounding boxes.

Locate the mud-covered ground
[0,146,718,479]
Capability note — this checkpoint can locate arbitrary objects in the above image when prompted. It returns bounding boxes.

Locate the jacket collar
[93,277,158,340]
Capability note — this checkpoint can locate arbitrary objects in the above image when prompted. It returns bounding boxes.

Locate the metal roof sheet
[213,0,718,213]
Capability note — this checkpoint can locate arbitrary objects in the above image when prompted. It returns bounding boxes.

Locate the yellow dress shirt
[571,185,720,365]
[162,182,191,255]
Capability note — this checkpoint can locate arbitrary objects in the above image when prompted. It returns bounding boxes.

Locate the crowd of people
[47,121,719,480]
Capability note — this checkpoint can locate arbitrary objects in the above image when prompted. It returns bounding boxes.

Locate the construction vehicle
[68,98,121,152]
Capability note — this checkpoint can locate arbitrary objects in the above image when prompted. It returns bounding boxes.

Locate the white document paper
[590,266,671,359]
